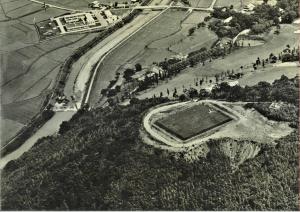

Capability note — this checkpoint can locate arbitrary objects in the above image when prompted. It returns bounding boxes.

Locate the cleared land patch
[155,104,232,140]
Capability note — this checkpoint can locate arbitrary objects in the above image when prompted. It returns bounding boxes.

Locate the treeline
[1,88,298,210]
[277,0,299,23]
[135,45,229,92]
[170,75,298,104]
[244,102,298,127]
[178,75,299,125]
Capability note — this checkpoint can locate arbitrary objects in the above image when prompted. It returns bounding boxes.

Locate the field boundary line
[29,0,82,12]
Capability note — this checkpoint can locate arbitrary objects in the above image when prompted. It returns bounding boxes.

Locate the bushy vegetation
[210,75,299,104]
[209,1,298,38]
[244,102,298,128]
[210,8,260,38]
[277,0,299,23]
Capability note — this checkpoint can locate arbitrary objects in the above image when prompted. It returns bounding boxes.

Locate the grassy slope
[89,9,218,105]
[136,24,298,100]
[88,9,188,105]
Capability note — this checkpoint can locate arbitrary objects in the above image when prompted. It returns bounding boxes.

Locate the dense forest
[1,77,299,210]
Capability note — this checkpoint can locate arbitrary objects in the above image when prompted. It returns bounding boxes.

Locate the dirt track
[142,100,293,150]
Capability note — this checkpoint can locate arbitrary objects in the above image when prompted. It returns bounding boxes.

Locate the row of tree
[179,75,299,105]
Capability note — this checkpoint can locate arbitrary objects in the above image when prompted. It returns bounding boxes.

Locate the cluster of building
[131,65,165,83]
[89,0,141,9]
[52,9,118,34]
[242,0,277,13]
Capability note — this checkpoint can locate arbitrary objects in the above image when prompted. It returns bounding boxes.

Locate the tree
[123,68,135,81]
[188,27,196,36]
[281,10,297,24]
[135,63,142,72]
[59,121,71,135]
[179,94,187,101]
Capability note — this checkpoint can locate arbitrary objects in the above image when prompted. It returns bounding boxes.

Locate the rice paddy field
[155,104,232,140]
[0,0,99,146]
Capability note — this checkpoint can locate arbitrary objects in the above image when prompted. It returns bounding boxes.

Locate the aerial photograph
[0,0,299,210]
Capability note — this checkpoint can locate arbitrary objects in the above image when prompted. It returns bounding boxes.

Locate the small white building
[244,3,255,11]
[223,16,232,23]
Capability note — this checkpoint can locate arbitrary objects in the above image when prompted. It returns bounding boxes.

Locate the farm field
[155,104,232,140]
[89,9,218,105]
[0,118,24,147]
[189,0,212,8]
[214,0,242,9]
[0,0,99,145]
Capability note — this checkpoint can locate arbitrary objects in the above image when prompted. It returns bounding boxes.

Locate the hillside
[1,77,299,210]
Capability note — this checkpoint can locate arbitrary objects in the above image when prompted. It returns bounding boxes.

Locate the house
[243,3,255,12]
[149,65,165,75]
[223,16,232,23]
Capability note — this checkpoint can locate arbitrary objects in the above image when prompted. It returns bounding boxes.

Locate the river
[0,111,75,169]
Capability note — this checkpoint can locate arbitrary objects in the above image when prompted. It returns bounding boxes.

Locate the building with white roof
[53,10,118,34]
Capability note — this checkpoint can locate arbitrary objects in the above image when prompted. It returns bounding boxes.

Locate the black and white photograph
[0,0,299,210]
